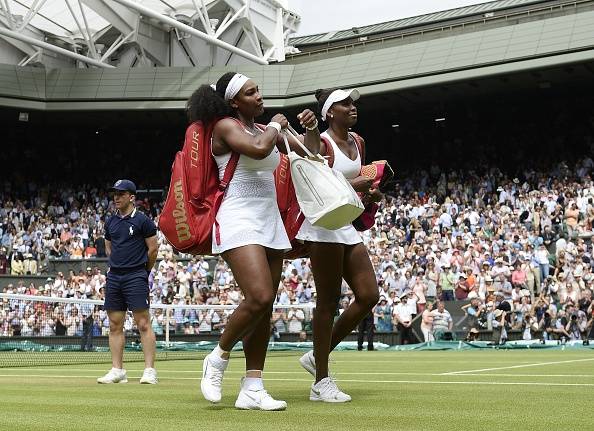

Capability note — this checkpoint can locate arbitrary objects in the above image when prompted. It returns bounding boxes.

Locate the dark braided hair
[186,72,237,125]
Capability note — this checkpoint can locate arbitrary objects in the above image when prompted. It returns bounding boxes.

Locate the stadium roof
[1,0,594,111]
[5,0,142,39]
[290,0,551,46]
[0,0,299,67]
[7,0,289,39]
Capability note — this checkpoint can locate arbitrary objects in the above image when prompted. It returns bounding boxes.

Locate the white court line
[3,369,594,378]
[442,358,594,375]
[0,369,436,376]
[442,373,594,378]
[1,374,594,387]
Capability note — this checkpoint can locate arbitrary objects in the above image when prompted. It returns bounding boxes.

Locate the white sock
[243,377,264,391]
[209,345,229,369]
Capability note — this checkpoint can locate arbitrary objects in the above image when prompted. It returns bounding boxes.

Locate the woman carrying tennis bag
[170,72,320,411]
[294,88,381,403]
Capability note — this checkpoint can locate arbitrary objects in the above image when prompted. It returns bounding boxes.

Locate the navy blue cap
[110,179,136,194]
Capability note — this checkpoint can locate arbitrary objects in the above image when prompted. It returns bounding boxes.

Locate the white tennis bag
[282,129,364,230]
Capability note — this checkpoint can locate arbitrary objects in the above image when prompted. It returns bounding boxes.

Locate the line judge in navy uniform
[97,179,159,385]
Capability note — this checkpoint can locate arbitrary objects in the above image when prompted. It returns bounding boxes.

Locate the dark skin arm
[363,188,383,204]
[212,114,288,160]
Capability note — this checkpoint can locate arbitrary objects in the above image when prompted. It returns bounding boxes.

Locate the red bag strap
[320,135,335,168]
[213,117,244,246]
[350,132,365,165]
[213,116,245,190]
[219,153,239,190]
[276,154,291,212]
[213,152,239,247]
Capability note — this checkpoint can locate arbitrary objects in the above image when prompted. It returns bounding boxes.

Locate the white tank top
[323,131,360,179]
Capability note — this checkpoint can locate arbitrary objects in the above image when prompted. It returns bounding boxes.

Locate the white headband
[224,73,250,101]
[321,88,360,120]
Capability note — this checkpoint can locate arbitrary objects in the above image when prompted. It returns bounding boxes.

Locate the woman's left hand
[362,188,383,204]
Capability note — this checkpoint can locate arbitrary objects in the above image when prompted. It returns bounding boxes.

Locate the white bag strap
[282,133,291,156]
[283,124,324,163]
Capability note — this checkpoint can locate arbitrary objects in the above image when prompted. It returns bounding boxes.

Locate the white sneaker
[299,350,316,377]
[140,367,158,384]
[97,368,128,384]
[310,377,351,403]
[201,353,228,403]
[235,379,287,411]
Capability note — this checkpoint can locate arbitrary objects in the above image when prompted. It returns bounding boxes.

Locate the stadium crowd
[2,149,594,341]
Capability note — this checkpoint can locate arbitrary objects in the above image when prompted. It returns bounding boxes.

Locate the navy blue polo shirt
[105,208,157,270]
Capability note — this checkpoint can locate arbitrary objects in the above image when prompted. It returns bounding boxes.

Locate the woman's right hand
[271,114,288,129]
[350,176,374,193]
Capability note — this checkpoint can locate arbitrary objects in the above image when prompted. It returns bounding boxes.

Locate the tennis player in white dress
[185,72,320,410]
[296,88,382,403]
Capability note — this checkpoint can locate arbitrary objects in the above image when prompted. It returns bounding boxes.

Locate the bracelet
[266,122,281,133]
[305,118,318,131]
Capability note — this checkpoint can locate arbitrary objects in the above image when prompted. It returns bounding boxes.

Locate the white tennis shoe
[299,350,316,377]
[201,353,228,403]
[235,378,287,411]
[97,368,128,384]
[310,377,351,403]
[140,367,158,384]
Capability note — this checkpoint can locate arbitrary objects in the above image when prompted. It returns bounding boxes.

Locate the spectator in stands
[287,307,305,333]
[511,263,527,290]
[393,294,414,344]
[440,263,455,301]
[374,297,392,332]
[462,296,485,331]
[431,301,453,341]
[0,248,8,274]
[420,301,434,342]
[356,310,374,351]
[455,274,470,301]
[535,244,551,282]
[81,312,94,351]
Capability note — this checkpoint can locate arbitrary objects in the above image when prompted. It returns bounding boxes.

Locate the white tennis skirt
[212,178,291,254]
[295,218,362,245]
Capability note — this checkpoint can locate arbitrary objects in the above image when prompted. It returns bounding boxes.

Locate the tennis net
[0,293,314,367]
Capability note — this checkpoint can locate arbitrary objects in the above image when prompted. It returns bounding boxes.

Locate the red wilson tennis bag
[160,119,239,255]
[274,152,308,258]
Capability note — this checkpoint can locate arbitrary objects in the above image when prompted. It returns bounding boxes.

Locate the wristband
[305,118,318,131]
[266,122,282,133]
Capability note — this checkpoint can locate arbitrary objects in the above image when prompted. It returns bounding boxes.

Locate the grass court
[1,349,593,431]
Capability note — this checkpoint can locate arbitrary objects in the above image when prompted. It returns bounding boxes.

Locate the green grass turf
[1,350,593,431]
